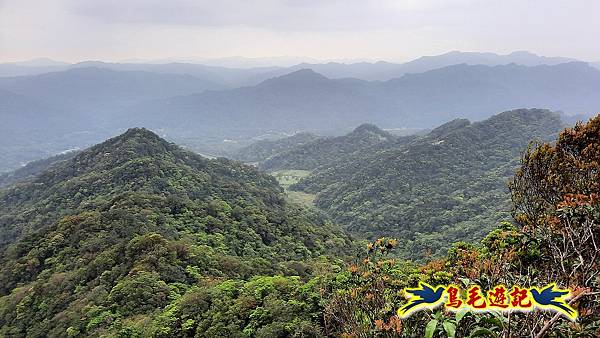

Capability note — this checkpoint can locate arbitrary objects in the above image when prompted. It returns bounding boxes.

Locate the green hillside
[260,124,398,172]
[292,109,564,259]
[0,150,79,188]
[0,128,352,337]
[0,117,598,338]
[230,132,321,163]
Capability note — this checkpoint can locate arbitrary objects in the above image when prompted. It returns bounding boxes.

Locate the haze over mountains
[1,51,600,173]
[106,62,600,135]
[4,0,600,331]
[264,50,578,81]
[0,51,586,80]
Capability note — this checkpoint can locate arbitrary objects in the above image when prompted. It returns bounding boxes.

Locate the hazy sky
[1,0,599,63]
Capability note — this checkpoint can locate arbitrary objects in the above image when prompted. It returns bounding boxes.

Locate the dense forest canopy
[0,128,352,337]
[229,132,322,164]
[3,0,600,334]
[0,114,598,337]
[259,124,398,172]
[248,109,563,259]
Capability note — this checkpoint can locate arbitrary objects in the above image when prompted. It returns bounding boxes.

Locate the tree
[509,115,600,335]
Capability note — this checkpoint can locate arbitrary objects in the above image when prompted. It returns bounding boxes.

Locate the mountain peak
[428,118,471,138]
[486,108,562,125]
[350,123,389,136]
[280,68,328,79]
[40,128,182,180]
[117,127,163,141]
[90,127,174,157]
[260,69,330,86]
[508,50,537,57]
[345,123,393,144]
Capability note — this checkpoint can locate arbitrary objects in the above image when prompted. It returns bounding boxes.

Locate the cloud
[1,0,599,62]
[64,0,472,31]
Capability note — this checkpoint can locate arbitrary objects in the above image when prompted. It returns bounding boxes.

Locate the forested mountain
[291,109,564,258]
[124,62,600,135]
[0,128,352,336]
[122,69,379,134]
[0,118,598,337]
[0,67,223,172]
[2,60,599,174]
[259,124,397,171]
[318,115,600,336]
[230,132,322,163]
[0,67,220,113]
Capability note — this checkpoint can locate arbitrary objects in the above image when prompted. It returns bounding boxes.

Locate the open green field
[271,170,316,207]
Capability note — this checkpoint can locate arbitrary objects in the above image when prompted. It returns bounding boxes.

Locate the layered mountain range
[2,52,599,173]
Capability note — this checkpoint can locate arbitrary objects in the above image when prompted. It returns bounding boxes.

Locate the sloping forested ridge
[318,111,600,336]
[229,132,322,163]
[292,109,565,259]
[0,128,353,337]
[259,124,399,172]
[0,150,79,188]
[1,117,598,337]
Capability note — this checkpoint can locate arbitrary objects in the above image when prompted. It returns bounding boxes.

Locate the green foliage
[2,115,599,337]
[108,271,171,315]
[145,275,327,337]
[292,109,563,259]
[230,132,321,163]
[260,124,397,171]
[0,128,353,337]
[0,150,79,188]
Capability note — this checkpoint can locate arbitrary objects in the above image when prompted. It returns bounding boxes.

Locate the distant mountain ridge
[0,67,219,110]
[0,67,227,172]
[123,62,600,135]
[0,50,578,81]
[120,69,378,134]
[268,50,577,80]
[2,54,600,173]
